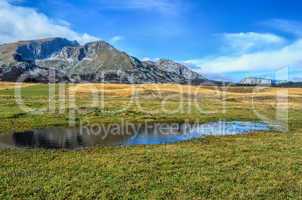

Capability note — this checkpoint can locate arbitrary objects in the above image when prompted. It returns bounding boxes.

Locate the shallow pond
[0,121,271,150]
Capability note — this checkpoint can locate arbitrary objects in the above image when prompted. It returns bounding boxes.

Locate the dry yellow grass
[68,83,302,97]
[67,83,302,110]
[2,82,301,98]
[0,82,34,90]
[69,83,222,97]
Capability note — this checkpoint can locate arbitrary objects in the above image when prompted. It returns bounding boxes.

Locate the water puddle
[0,121,271,150]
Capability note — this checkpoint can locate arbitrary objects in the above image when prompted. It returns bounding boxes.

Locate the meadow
[0,83,302,199]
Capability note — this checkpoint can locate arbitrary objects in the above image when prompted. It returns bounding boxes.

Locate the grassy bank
[1,132,302,199]
[0,83,302,199]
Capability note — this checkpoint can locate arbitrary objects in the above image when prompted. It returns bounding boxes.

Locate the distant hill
[239,77,302,87]
[0,37,210,84]
[240,77,288,86]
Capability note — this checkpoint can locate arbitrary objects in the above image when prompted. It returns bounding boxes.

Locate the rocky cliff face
[144,59,206,84]
[0,38,79,64]
[0,37,207,84]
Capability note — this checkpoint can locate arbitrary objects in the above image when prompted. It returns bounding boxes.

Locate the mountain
[0,38,79,82]
[0,37,208,84]
[240,77,273,85]
[240,77,288,86]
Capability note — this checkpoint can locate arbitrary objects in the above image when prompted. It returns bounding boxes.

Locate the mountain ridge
[0,37,209,84]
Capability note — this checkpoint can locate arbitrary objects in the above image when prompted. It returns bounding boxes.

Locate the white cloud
[263,19,302,37]
[0,0,99,44]
[222,32,286,53]
[142,57,152,61]
[110,36,124,44]
[184,25,302,76]
[185,39,302,74]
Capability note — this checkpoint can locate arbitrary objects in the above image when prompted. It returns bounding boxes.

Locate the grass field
[0,82,34,90]
[0,83,302,199]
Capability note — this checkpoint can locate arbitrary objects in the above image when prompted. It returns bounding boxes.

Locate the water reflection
[0,121,270,150]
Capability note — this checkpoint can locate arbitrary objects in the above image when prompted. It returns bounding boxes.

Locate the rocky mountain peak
[17,37,78,45]
[15,37,79,62]
[0,37,209,84]
[157,58,176,65]
[85,40,113,49]
[155,58,205,81]
[0,37,79,64]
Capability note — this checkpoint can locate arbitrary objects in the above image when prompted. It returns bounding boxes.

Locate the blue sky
[2,0,302,81]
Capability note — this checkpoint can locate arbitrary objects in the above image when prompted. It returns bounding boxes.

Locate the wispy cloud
[7,0,24,4]
[221,32,286,53]
[186,39,302,74]
[0,0,99,44]
[263,19,302,37]
[110,35,124,44]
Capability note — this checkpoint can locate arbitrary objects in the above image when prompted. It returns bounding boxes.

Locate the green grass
[0,84,302,199]
[0,84,264,133]
[1,132,302,199]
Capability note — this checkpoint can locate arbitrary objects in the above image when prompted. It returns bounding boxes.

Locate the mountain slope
[0,38,208,84]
